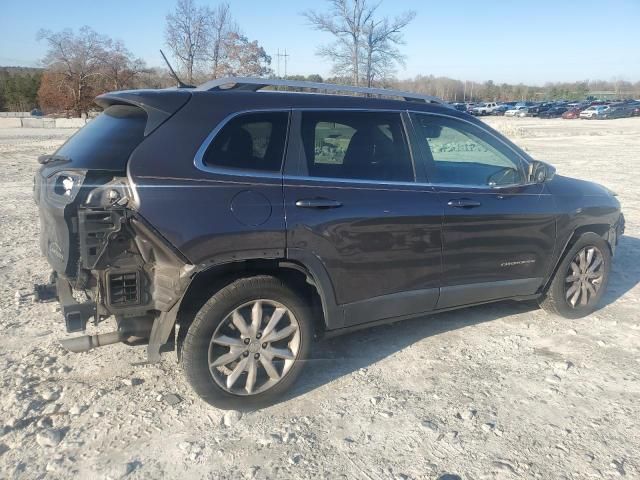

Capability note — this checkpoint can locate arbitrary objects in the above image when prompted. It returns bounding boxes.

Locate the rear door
[409,112,557,309]
[284,110,443,329]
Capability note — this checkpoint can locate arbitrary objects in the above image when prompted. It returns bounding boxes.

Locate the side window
[413,114,525,187]
[300,111,414,182]
[203,111,289,172]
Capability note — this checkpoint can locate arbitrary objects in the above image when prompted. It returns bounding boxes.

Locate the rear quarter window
[55,105,147,171]
[202,112,289,172]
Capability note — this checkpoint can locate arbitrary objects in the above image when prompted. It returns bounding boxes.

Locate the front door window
[412,114,526,187]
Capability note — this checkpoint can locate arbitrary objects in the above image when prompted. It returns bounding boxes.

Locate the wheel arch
[542,224,612,294]
[175,255,342,353]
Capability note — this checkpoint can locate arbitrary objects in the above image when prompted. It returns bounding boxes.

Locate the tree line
[0,67,42,112]
[392,76,640,102]
[3,0,639,114]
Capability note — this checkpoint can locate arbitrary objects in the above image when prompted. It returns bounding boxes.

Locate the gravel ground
[0,119,639,480]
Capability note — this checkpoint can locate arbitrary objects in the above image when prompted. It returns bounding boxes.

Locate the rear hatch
[34,89,190,278]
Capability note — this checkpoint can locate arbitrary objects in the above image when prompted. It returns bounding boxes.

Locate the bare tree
[37,26,109,116]
[303,0,378,86]
[208,3,238,78]
[165,0,211,84]
[362,11,415,87]
[101,40,146,90]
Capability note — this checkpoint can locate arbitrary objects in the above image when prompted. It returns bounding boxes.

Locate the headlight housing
[46,170,86,204]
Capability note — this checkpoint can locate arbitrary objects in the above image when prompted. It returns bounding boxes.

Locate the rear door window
[300,111,414,182]
[55,105,147,171]
[203,111,289,172]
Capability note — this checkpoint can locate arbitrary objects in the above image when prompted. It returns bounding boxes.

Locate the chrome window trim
[193,108,291,178]
[282,174,544,193]
[284,174,423,189]
[193,107,537,190]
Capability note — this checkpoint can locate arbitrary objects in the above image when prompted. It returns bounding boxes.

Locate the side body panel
[435,182,557,307]
[127,94,291,265]
[406,111,558,307]
[283,110,444,329]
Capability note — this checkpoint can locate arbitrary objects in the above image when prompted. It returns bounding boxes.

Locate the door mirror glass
[528,160,556,183]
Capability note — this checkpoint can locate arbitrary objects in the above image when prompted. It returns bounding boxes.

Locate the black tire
[181,275,313,410]
[540,233,611,319]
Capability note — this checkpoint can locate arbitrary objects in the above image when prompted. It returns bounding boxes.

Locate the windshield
[55,105,147,171]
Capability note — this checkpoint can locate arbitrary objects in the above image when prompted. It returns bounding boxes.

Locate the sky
[0,0,638,85]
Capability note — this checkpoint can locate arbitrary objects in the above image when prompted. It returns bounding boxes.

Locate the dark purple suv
[34,78,624,408]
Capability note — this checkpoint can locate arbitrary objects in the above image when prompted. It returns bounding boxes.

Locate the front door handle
[447,198,482,208]
[295,198,343,209]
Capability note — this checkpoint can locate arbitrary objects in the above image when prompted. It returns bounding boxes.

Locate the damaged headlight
[46,170,86,204]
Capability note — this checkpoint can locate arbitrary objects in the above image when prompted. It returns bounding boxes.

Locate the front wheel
[181,276,313,409]
[540,233,611,319]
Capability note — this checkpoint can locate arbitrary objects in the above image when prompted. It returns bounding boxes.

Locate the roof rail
[196,77,446,105]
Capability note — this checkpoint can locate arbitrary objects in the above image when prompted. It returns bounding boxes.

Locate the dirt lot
[0,118,639,480]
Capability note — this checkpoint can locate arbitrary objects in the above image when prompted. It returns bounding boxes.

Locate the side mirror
[528,160,556,183]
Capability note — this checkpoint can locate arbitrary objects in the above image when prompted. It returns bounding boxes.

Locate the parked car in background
[527,103,553,117]
[492,104,511,116]
[600,104,633,119]
[505,106,529,117]
[580,105,607,119]
[451,103,468,112]
[30,108,43,117]
[471,102,498,115]
[539,106,569,119]
[562,108,582,119]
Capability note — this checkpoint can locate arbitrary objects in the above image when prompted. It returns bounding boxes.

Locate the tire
[181,275,313,410]
[540,233,611,319]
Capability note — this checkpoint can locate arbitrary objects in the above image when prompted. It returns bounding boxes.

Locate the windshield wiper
[38,154,71,165]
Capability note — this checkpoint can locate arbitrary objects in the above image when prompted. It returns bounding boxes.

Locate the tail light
[46,170,86,204]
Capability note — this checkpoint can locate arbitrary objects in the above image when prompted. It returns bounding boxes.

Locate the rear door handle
[295,198,343,209]
[447,198,482,208]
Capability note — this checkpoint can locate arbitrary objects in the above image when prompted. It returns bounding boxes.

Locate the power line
[275,49,290,79]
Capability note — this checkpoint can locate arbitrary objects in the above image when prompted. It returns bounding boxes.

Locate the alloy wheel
[564,246,604,308]
[208,300,301,396]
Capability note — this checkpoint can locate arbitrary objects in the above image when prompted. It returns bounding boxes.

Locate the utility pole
[275,49,290,79]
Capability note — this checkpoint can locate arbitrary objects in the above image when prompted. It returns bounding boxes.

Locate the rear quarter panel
[126,93,290,265]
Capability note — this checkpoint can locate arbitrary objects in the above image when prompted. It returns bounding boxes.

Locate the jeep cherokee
[34,77,625,409]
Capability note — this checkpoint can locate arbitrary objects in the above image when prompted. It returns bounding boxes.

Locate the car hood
[546,175,615,198]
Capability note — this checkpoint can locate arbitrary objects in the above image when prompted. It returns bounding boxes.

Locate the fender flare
[284,248,345,331]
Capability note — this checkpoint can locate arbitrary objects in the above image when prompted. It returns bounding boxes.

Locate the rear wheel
[181,276,313,409]
[540,233,611,319]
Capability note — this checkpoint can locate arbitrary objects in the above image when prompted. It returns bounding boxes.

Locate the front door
[284,110,443,329]
[410,112,557,309]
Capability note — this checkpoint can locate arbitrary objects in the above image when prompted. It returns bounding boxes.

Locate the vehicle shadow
[285,299,538,402]
[284,234,639,402]
[601,234,640,307]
